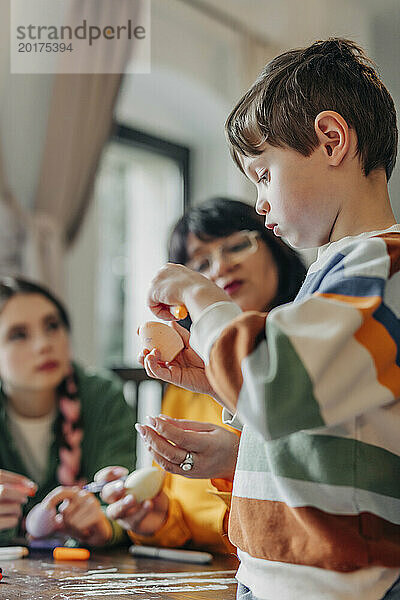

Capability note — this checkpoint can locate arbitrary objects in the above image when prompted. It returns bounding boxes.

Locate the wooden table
[0,547,239,599]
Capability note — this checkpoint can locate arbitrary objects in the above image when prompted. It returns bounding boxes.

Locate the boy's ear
[314,111,350,166]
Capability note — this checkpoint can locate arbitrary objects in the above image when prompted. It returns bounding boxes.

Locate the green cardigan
[0,363,136,545]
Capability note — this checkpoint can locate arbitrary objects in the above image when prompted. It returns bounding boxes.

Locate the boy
[142,38,400,599]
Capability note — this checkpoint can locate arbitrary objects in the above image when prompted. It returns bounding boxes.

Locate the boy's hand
[138,321,219,399]
[94,465,129,486]
[147,263,229,323]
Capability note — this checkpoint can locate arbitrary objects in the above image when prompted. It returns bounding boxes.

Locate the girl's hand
[139,321,221,400]
[136,416,240,481]
[147,263,229,322]
[42,487,113,547]
[0,470,37,531]
[100,479,169,537]
[93,465,129,486]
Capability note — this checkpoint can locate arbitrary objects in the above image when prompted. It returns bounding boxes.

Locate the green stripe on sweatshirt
[237,429,400,499]
[239,321,325,439]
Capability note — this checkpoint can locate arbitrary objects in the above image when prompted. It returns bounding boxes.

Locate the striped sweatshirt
[190,225,400,600]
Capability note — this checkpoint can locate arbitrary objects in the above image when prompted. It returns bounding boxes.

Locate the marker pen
[129,545,212,564]
[83,475,127,494]
[0,546,29,560]
[53,547,90,561]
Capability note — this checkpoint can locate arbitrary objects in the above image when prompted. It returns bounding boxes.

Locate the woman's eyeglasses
[186,230,259,275]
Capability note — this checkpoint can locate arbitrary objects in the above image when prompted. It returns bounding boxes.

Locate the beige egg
[26,503,58,538]
[124,467,165,503]
[138,321,184,362]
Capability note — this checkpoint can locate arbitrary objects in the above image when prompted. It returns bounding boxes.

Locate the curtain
[0,139,25,278]
[31,0,140,294]
[0,0,140,295]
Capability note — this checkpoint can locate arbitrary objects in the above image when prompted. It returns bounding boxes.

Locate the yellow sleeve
[127,482,191,548]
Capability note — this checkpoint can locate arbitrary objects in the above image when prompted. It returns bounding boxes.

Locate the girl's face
[0,294,71,395]
[186,230,279,312]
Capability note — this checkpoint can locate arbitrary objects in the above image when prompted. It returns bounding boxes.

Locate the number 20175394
[18,42,73,53]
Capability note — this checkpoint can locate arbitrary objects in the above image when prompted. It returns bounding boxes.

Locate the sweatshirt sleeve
[190,234,400,441]
[127,477,192,548]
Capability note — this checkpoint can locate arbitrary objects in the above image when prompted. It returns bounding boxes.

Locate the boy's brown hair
[226,38,398,180]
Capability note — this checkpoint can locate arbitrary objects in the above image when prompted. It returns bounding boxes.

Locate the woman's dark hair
[0,276,70,329]
[168,197,306,310]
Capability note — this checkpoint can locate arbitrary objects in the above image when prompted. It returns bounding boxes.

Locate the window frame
[111,123,191,211]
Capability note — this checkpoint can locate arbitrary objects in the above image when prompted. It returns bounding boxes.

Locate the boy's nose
[255,193,270,216]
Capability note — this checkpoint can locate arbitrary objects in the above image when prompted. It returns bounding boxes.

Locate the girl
[0,277,135,547]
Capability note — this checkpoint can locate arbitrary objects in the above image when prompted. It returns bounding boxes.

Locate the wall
[371,2,400,220]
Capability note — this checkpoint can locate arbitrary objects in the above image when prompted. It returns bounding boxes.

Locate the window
[94,126,190,366]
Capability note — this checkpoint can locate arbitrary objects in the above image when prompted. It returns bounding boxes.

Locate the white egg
[138,322,184,362]
[124,467,165,503]
[26,503,57,538]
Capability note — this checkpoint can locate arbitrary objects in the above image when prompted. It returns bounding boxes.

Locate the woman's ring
[179,452,194,471]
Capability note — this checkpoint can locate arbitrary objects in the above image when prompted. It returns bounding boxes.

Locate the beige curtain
[6,0,139,294]
[32,0,139,295]
[0,136,66,293]
[34,72,123,246]
[0,139,25,278]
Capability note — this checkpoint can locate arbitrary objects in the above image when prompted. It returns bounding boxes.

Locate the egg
[138,321,184,362]
[123,467,165,503]
[26,503,58,538]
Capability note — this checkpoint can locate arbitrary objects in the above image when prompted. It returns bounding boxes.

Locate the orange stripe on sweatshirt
[373,233,400,278]
[207,311,267,413]
[318,293,400,397]
[229,496,400,572]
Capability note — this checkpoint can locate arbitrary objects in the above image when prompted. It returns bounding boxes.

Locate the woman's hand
[147,263,229,322]
[42,486,113,546]
[98,471,169,537]
[0,470,37,531]
[136,416,240,481]
[139,321,222,402]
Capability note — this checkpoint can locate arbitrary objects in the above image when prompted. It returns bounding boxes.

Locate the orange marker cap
[171,305,188,320]
[53,547,90,561]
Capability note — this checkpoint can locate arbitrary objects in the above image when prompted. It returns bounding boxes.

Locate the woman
[100,198,306,552]
[0,277,135,547]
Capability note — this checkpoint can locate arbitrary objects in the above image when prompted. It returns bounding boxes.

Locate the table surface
[0,547,239,599]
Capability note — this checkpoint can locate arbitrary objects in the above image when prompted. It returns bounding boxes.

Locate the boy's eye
[259,171,270,185]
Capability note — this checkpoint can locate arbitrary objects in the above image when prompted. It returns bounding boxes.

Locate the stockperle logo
[11,0,151,74]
